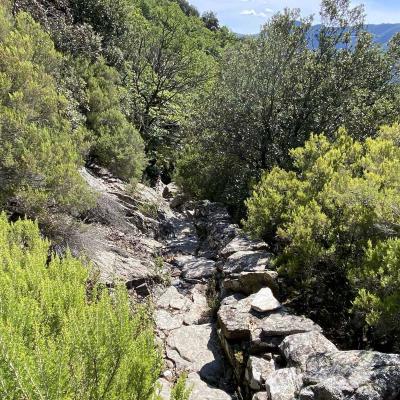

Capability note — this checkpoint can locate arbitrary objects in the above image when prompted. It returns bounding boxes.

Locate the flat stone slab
[186,373,232,400]
[166,324,226,385]
[251,288,281,312]
[218,294,253,340]
[254,310,322,336]
[279,331,338,369]
[156,286,189,311]
[220,234,268,258]
[245,356,276,390]
[303,350,400,400]
[184,287,210,325]
[155,309,183,331]
[181,258,217,281]
[222,251,274,275]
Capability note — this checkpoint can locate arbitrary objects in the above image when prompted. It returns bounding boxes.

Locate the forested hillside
[0,0,400,398]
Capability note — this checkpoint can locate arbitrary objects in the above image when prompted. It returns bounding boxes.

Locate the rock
[155,309,183,331]
[220,234,268,258]
[252,392,269,400]
[254,310,322,337]
[166,324,226,385]
[184,288,210,325]
[181,258,217,281]
[186,373,232,400]
[279,331,338,369]
[222,251,274,275]
[302,377,353,400]
[156,286,189,311]
[298,387,315,400]
[245,356,276,390]
[265,368,303,400]
[250,332,284,353]
[218,294,253,340]
[223,270,279,295]
[251,288,281,312]
[166,234,199,255]
[303,350,400,400]
[171,254,196,268]
[162,370,174,382]
[157,378,172,400]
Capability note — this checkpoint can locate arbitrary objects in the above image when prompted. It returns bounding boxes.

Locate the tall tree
[176,0,400,213]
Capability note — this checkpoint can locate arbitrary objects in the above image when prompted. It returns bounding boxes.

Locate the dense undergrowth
[0,213,167,399]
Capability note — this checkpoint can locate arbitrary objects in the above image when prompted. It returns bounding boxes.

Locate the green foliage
[352,239,400,345]
[84,59,146,181]
[244,125,400,348]
[0,6,93,221]
[170,373,192,400]
[0,213,163,399]
[177,0,400,212]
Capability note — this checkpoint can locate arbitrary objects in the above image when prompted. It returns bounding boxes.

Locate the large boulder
[181,258,217,281]
[302,350,400,400]
[279,331,338,369]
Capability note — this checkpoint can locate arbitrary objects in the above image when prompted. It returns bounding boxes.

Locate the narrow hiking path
[72,165,235,400]
[70,165,400,400]
[155,205,235,399]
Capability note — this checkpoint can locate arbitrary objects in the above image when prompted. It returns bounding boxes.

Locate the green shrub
[0,213,163,399]
[244,125,400,347]
[85,60,146,182]
[0,6,93,221]
[170,373,192,400]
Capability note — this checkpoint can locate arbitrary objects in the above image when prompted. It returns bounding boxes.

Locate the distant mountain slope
[308,23,400,47]
[238,23,400,47]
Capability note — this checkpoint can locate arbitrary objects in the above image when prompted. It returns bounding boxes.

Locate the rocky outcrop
[71,170,400,400]
[195,201,400,400]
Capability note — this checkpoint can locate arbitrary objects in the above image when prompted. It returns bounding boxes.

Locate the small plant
[138,202,159,219]
[153,256,172,286]
[206,274,220,316]
[170,373,192,400]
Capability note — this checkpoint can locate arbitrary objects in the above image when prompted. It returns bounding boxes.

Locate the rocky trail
[68,165,400,400]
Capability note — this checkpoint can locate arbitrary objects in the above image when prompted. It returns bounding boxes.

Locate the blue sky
[189,0,400,34]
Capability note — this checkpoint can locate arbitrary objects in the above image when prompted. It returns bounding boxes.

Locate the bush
[0,213,164,399]
[0,6,93,222]
[85,60,146,182]
[244,125,400,349]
